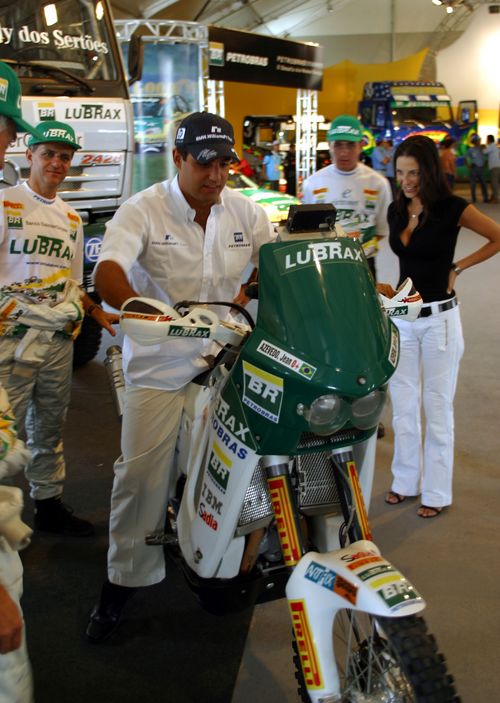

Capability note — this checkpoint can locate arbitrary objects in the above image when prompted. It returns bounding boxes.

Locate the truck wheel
[73,313,102,368]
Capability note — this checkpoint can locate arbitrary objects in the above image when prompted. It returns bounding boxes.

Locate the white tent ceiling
[110,0,488,41]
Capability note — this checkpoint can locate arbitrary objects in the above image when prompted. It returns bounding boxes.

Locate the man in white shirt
[302,115,391,439]
[0,120,117,538]
[86,111,275,642]
[484,134,500,203]
[302,115,391,282]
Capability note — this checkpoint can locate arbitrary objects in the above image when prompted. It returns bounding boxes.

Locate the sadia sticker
[242,361,283,423]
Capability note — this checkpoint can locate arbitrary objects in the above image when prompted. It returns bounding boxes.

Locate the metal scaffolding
[296,89,319,189]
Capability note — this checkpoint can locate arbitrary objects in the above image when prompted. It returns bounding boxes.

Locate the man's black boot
[85,580,137,643]
[34,496,95,537]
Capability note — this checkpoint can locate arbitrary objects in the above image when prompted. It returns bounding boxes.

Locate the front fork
[261,455,306,567]
[264,448,425,703]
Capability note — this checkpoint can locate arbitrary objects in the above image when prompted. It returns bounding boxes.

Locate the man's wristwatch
[451,263,463,275]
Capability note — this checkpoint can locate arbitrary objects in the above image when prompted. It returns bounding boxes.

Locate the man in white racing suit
[0,58,44,703]
[0,119,117,537]
[302,114,391,282]
[85,111,275,642]
[0,384,33,703]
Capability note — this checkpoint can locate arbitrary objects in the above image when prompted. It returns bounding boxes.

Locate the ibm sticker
[242,361,283,423]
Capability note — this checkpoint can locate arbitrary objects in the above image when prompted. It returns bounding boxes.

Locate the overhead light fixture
[432,0,442,5]
[446,4,454,11]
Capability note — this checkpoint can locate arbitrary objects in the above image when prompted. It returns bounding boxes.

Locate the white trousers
[389,304,464,507]
[0,544,33,703]
[107,385,186,587]
[0,336,73,500]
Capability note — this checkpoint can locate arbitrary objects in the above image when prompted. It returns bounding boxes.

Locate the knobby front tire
[293,612,460,702]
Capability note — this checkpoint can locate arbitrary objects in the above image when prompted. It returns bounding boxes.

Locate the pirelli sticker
[242,360,283,423]
[289,599,324,690]
[257,339,317,379]
[268,475,301,565]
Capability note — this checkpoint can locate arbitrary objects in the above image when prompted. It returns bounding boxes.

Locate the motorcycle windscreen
[255,237,397,396]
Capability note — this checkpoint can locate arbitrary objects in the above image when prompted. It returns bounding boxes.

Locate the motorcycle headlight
[297,394,349,436]
[351,387,387,429]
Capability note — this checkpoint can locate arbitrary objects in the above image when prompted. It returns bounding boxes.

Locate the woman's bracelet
[86,303,102,316]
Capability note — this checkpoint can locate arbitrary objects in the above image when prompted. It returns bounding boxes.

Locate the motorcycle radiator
[236,447,342,537]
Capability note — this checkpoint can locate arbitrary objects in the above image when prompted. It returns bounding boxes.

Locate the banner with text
[208,26,323,91]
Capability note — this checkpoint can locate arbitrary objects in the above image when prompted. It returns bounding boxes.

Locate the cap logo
[198,148,218,161]
[334,126,359,136]
[44,128,72,140]
[176,127,186,141]
[211,126,222,134]
[0,78,8,102]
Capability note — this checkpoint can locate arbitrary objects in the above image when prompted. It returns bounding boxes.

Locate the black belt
[418,297,458,318]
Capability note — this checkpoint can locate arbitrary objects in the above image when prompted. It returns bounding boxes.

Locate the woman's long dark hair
[393,135,451,218]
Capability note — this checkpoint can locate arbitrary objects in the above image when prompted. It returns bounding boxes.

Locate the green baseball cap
[327,115,363,143]
[0,61,44,138]
[27,120,81,150]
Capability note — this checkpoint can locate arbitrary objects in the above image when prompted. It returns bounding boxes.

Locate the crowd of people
[1,54,500,698]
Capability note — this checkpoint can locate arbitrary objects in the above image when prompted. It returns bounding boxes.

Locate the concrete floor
[16,190,500,703]
[232,197,500,703]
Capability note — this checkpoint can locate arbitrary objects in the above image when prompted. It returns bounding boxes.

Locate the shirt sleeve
[250,203,277,267]
[301,177,313,204]
[97,198,148,275]
[70,219,84,285]
[375,177,392,238]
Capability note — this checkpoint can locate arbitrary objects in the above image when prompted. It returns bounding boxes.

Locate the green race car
[227,171,300,224]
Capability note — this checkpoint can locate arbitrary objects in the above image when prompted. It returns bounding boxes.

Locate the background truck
[357,81,477,178]
[0,0,135,365]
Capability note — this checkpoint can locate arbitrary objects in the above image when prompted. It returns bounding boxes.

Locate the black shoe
[85,581,136,643]
[34,497,94,537]
[86,604,123,643]
[377,422,385,439]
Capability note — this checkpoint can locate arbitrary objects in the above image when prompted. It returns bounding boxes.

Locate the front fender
[285,541,426,702]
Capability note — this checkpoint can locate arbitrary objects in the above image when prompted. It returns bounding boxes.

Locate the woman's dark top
[388,195,469,302]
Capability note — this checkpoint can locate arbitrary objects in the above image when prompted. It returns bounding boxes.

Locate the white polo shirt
[98,176,275,390]
[302,162,391,258]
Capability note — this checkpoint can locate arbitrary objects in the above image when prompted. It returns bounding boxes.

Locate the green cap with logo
[327,115,363,143]
[0,61,44,138]
[27,120,81,150]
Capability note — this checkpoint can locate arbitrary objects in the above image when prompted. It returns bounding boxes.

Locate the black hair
[393,135,451,218]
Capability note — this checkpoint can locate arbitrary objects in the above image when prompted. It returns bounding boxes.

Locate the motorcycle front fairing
[234,235,398,456]
[178,236,399,580]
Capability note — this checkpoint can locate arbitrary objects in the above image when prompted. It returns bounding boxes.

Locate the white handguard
[379,277,423,322]
[120,297,250,347]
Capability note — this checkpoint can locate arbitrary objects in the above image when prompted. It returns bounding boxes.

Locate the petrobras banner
[208,26,323,91]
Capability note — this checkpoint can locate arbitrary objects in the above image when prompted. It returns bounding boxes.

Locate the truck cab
[358,81,477,175]
[0,0,134,363]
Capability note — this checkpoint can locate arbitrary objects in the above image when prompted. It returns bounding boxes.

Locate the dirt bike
[119,204,459,702]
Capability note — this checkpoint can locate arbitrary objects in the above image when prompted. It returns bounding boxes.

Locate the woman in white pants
[380,135,500,518]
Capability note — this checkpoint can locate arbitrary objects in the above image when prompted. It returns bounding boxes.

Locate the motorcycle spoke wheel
[293,612,459,703]
[335,610,415,701]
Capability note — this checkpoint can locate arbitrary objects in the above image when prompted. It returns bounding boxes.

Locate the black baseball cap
[174,112,240,164]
